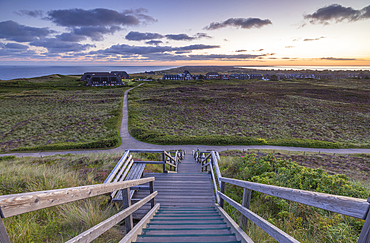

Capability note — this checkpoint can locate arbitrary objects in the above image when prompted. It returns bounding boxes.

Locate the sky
[0,0,369,66]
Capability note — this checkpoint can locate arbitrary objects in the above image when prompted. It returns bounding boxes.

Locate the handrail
[0,177,155,218]
[196,150,370,243]
[0,177,156,243]
[219,177,369,220]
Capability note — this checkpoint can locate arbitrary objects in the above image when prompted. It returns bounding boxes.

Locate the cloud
[304,4,370,25]
[320,57,357,61]
[145,40,163,45]
[285,46,295,48]
[5,43,29,50]
[14,10,44,18]
[46,8,156,27]
[165,32,212,41]
[303,36,326,41]
[72,26,121,41]
[253,49,264,52]
[0,20,55,42]
[204,17,272,30]
[30,38,94,53]
[235,49,247,52]
[90,43,220,56]
[56,33,87,42]
[125,31,164,41]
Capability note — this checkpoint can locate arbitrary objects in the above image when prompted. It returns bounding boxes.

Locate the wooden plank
[0,177,155,218]
[219,192,300,243]
[111,159,134,198]
[112,155,132,183]
[215,204,254,243]
[122,188,133,232]
[358,196,370,243]
[65,192,157,243]
[211,152,222,188]
[133,161,164,164]
[241,188,252,228]
[0,217,11,243]
[104,151,130,183]
[119,203,160,243]
[128,149,164,153]
[220,177,369,219]
[209,162,220,204]
[149,181,155,208]
[220,181,225,208]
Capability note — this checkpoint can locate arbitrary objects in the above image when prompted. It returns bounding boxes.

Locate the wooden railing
[194,150,370,243]
[0,177,157,243]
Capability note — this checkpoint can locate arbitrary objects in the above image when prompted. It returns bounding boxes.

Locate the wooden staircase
[128,154,242,242]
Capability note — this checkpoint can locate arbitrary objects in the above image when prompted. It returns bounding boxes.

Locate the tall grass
[0,153,125,242]
[218,153,369,243]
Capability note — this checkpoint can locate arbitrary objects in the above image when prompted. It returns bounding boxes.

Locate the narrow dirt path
[2,84,370,157]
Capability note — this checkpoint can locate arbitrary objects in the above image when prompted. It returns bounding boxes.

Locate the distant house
[145,71,156,75]
[81,72,110,81]
[111,71,130,79]
[162,70,193,81]
[230,74,250,80]
[205,72,220,80]
[249,74,263,80]
[87,74,124,86]
[220,74,229,80]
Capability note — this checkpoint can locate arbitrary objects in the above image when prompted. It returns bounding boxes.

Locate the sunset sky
[0,0,369,66]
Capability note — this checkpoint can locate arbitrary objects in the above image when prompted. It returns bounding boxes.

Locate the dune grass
[128,79,370,148]
[218,151,369,242]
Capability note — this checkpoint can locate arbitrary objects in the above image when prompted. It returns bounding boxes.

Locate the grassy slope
[218,151,369,242]
[0,75,136,152]
[128,79,370,148]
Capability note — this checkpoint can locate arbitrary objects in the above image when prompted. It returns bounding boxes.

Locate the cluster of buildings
[162,70,370,81]
[81,71,130,86]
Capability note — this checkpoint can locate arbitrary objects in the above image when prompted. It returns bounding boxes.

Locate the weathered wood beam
[133,161,164,164]
[65,192,157,243]
[219,192,300,243]
[0,177,155,218]
[220,177,369,219]
[0,216,11,243]
[241,188,252,228]
[104,151,130,183]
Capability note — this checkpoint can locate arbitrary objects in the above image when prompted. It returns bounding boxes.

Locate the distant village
[80,68,369,86]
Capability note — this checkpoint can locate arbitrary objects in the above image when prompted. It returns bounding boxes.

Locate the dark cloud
[304,4,370,25]
[30,38,94,53]
[0,20,55,42]
[235,49,247,52]
[125,31,164,41]
[145,40,164,45]
[204,17,272,30]
[253,49,264,52]
[56,33,87,42]
[72,26,121,41]
[195,33,212,39]
[320,57,357,61]
[14,10,44,18]
[303,36,325,41]
[5,43,29,50]
[165,34,195,41]
[89,43,220,56]
[46,8,156,27]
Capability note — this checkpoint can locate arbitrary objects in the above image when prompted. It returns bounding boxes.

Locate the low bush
[219,153,369,242]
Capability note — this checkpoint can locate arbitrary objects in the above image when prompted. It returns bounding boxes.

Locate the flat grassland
[129,79,370,148]
[0,75,127,152]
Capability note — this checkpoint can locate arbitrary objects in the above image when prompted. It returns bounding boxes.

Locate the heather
[128,79,370,148]
[219,151,369,242]
[0,75,128,152]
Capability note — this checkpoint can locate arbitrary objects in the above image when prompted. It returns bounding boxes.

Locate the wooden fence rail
[195,150,370,243]
[0,177,156,243]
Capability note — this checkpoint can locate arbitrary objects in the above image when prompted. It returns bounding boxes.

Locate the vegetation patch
[128,79,370,148]
[0,75,131,152]
[219,151,369,242]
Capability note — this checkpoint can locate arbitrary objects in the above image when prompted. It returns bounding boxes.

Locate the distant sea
[0,65,177,80]
[0,65,369,80]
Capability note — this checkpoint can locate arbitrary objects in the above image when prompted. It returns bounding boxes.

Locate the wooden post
[240,188,252,229]
[220,181,225,208]
[358,196,370,243]
[121,188,133,233]
[0,212,11,243]
[149,181,155,208]
[162,152,166,173]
